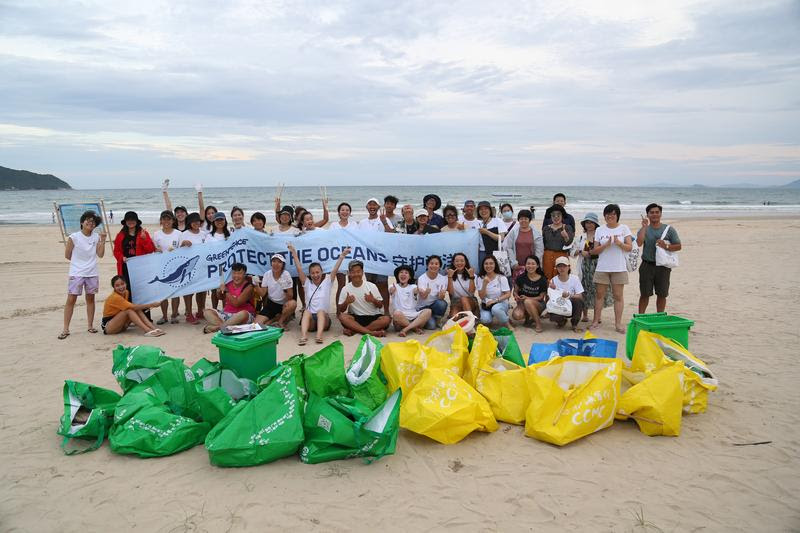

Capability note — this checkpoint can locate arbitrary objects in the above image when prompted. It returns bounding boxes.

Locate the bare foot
[615,325,625,334]
[414,327,423,335]
[373,329,386,338]
[342,328,354,336]
[398,330,407,337]
[572,326,583,333]
[535,325,543,333]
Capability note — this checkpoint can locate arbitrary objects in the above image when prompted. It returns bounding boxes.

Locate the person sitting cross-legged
[337,260,391,337]
[203,263,255,334]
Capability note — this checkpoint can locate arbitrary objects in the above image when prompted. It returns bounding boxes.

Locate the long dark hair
[294,206,307,229]
[523,255,544,277]
[204,205,218,231]
[211,218,230,238]
[449,252,472,280]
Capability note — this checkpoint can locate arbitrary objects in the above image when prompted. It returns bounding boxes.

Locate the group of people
[59,185,682,344]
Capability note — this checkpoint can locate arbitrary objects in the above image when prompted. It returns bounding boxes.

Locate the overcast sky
[1,0,798,188]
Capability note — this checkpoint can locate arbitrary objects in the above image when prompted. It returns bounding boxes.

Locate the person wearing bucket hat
[59,210,107,339]
[389,265,432,336]
[542,204,574,280]
[414,209,440,234]
[549,256,585,332]
[112,210,155,316]
[569,212,613,323]
[422,194,445,228]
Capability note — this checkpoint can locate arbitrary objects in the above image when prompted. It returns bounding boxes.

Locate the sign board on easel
[54,200,113,250]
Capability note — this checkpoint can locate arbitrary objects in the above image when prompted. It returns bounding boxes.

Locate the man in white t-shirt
[383,195,400,227]
[459,200,482,230]
[358,197,393,314]
[337,260,391,337]
[60,210,106,340]
[254,254,297,329]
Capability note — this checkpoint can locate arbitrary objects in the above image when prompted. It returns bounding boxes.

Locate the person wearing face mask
[502,209,544,283]
[541,193,576,231]
[499,203,515,232]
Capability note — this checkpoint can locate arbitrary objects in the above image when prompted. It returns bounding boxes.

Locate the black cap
[393,265,415,282]
[279,205,294,217]
[174,205,188,214]
[122,211,141,225]
[423,194,441,211]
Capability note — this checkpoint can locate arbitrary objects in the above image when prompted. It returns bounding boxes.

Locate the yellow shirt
[103,290,133,318]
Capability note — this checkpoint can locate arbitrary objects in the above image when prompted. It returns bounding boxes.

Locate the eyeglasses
[445,213,456,218]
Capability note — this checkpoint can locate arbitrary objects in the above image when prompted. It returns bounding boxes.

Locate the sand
[0,216,798,532]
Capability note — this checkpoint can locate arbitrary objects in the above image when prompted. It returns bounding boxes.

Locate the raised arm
[314,198,329,228]
[162,179,173,211]
[196,183,204,213]
[330,246,351,278]
[287,243,306,285]
[96,232,107,258]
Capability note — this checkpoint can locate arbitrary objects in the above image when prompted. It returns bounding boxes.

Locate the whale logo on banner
[148,255,200,287]
[127,228,479,304]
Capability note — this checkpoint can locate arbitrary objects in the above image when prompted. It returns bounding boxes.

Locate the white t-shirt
[338,281,383,316]
[595,224,633,273]
[385,213,400,227]
[391,283,419,319]
[261,270,293,304]
[459,217,482,231]
[181,230,206,246]
[207,232,227,241]
[358,217,390,232]
[68,231,100,277]
[153,229,183,253]
[417,272,449,307]
[450,274,475,298]
[476,275,510,303]
[552,274,584,296]
[330,220,353,230]
[304,276,332,314]
[274,225,300,236]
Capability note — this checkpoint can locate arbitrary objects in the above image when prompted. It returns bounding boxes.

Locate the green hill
[0,166,72,190]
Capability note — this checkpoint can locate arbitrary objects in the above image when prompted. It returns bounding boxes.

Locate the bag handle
[61,428,106,455]
[660,225,670,240]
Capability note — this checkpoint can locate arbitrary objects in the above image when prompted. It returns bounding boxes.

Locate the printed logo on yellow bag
[380,340,450,397]
[524,356,621,446]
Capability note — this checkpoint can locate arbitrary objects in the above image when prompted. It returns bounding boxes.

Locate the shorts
[366,273,388,283]
[352,314,384,328]
[68,276,99,295]
[593,270,629,286]
[309,312,332,330]
[639,260,671,297]
[525,299,546,313]
[214,309,254,323]
[257,300,285,319]
[101,316,113,334]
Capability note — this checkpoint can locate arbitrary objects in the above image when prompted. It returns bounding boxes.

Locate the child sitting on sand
[203,263,255,334]
[287,243,350,346]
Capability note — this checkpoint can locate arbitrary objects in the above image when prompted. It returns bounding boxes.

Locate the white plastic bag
[655,225,679,269]
[545,288,572,316]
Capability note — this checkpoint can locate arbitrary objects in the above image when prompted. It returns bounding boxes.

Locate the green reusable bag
[112,344,177,392]
[128,357,200,419]
[109,390,210,458]
[300,390,401,464]
[257,354,308,410]
[57,381,121,455]
[346,335,387,411]
[192,358,257,426]
[303,341,349,399]
[492,327,526,367]
[205,365,304,467]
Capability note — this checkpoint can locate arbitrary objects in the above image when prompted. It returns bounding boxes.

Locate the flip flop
[170,316,180,324]
[298,338,308,346]
[315,337,324,344]
[144,329,162,337]
[87,327,98,334]
[57,331,70,340]
[156,318,168,325]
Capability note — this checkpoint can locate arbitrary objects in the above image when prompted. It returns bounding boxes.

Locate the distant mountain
[780,179,800,188]
[0,166,72,190]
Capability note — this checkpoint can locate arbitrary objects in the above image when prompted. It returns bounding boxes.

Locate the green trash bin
[625,312,694,359]
[211,328,283,381]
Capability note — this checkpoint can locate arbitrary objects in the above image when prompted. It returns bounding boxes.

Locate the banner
[128,228,480,304]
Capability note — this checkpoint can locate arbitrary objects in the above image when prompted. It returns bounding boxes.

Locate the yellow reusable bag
[463,325,497,388]
[631,331,718,414]
[475,358,529,425]
[380,340,449,397]
[616,361,684,436]
[525,356,621,446]
[423,325,469,377]
[400,368,498,444]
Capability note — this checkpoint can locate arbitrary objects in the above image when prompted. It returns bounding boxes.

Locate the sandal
[315,337,324,344]
[156,317,168,325]
[87,327,98,334]
[57,331,70,340]
[298,338,308,346]
[144,329,165,337]
[170,315,180,324]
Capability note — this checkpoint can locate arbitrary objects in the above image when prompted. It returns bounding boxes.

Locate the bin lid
[632,313,694,326]
[211,327,283,350]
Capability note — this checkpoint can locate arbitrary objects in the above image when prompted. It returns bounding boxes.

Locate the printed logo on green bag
[317,415,332,432]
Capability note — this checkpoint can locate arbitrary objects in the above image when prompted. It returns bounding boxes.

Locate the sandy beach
[1,216,798,532]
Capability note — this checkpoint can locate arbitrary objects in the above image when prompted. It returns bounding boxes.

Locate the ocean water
[1,185,799,225]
